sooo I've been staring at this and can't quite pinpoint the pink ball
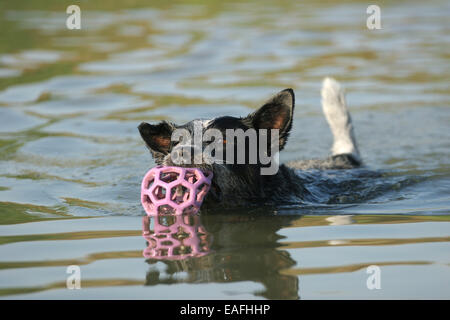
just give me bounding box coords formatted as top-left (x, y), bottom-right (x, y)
top-left (141, 166), bottom-right (213, 215)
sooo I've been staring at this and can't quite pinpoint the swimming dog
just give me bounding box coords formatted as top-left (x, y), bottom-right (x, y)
top-left (138, 77), bottom-right (362, 208)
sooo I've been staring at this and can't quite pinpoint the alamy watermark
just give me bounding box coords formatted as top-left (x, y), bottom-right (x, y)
top-left (66, 5), bottom-right (81, 30)
top-left (65, 5), bottom-right (381, 31)
top-left (366, 265), bottom-right (381, 290)
top-left (66, 265), bottom-right (81, 289)
top-left (367, 5), bottom-right (382, 30)
top-left (169, 124), bottom-right (280, 175)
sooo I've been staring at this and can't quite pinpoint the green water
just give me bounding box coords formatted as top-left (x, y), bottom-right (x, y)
top-left (0, 0), bottom-right (449, 299)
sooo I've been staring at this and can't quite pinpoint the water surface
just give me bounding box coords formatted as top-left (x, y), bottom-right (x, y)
top-left (0, 0), bottom-right (449, 299)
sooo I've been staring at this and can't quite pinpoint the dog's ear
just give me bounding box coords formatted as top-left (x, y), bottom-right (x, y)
top-left (138, 121), bottom-right (174, 155)
top-left (248, 88), bottom-right (295, 150)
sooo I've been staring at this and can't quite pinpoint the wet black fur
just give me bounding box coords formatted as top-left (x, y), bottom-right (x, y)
top-left (138, 89), bottom-right (361, 208)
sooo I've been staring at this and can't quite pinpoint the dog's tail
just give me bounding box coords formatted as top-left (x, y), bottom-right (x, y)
top-left (321, 77), bottom-right (361, 164)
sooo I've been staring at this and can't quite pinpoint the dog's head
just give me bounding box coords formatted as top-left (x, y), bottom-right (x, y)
top-left (138, 89), bottom-right (295, 206)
